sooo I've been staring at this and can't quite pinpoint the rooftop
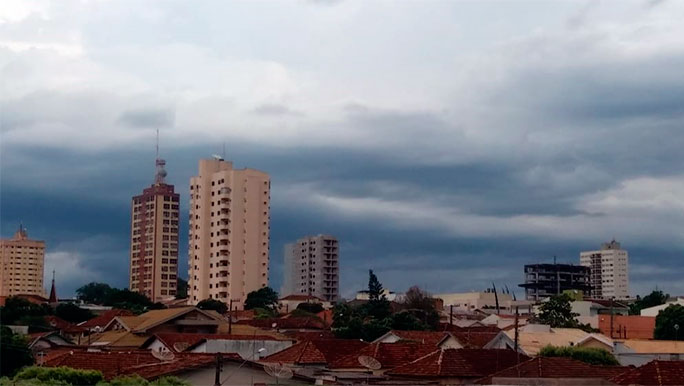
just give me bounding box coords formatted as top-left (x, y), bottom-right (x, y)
top-left (476, 357), bottom-right (628, 384)
top-left (611, 360), bottom-right (684, 385)
top-left (261, 339), bottom-right (368, 366)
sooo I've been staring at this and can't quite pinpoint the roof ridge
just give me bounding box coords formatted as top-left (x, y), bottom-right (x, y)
top-left (655, 360), bottom-right (662, 386)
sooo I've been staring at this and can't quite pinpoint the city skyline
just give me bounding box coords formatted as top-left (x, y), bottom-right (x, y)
top-left (2, 1), bottom-right (684, 298)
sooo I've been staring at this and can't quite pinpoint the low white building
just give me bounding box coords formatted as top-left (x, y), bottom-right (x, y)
top-left (640, 298), bottom-right (684, 317)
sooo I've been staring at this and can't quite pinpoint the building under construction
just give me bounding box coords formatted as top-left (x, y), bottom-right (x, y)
top-left (519, 263), bottom-right (591, 301)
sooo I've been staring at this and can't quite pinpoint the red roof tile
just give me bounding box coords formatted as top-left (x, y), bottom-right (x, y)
top-left (243, 316), bottom-right (326, 330)
top-left (611, 360), bottom-right (684, 385)
top-left (44, 350), bottom-right (239, 380)
top-left (44, 316), bottom-right (86, 334)
top-left (282, 330), bottom-right (335, 341)
top-left (80, 309), bottom-right (134, 329)
top-left (476, 357), bottom-right (628, 384)
top-left (261, 339), bottom-right (368, 366)
top-left (388, 348), bottom-right (527, 379)
top-left (330, 342), bottom-right (438, 369)
top-left (386, 330), bottom-right (451, 346)
top-left (150, 333), bottom-right (287, 352)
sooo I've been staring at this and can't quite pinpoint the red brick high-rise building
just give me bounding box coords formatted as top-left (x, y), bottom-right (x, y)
top-left (129, 148), bottom-right (180, 301)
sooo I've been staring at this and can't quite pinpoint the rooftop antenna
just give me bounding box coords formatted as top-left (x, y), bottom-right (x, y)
top-left (222, 141), bottom-right (226, 160)
top-left (154, 128), bottom-right (167, 185)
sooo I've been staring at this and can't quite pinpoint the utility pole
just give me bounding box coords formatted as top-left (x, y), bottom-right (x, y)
top-left (214, 353), bottom-right (222, 386)
top-left (514, 306), bottom-right (520, 364)
top-left (610, 298), bottom-right (615, 339)
top-left (228, 299), bottom-right (234, 335)
top-left (450, 305), bottom-right (453, 326)
top-left (555, 255), bottom-right (560, 295)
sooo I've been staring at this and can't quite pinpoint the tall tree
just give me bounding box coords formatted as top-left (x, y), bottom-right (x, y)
top-left (399, 286), bottom-right (439, 329)
top-left (197, 298), bottom-right (228, 314)
top-left (244, 287), bottom-right (279, 312)
top-left (655, 304), bottom-right (684, 340)
top-left (55, 303), bottom-right (94, 324)
top-left (76, 282), bottom-right (113, 304)
top-left (363, 270), bottom-right (392, 320)
top-left (0, 326), bottom-right (35, 377)
top-left (534, 294), bottom-right (580, 328)
top-left (629, 290), bottom-right (669, 315)
top-left (368, 270), bottom-right (385, 301)
top-left (0, 297), bottom-right (52, 326)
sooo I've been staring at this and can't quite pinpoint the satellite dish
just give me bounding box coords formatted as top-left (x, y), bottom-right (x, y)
top-left (212, 154), bottom-right (224, 160)
top-left (173, 342), bottom-right (190, 352)
top-left (263, 363), bottom-right (294, 380)
top-left (152, 350), bottom-right (175, 361)
top-left (358, 355), bottom-right (382, 370)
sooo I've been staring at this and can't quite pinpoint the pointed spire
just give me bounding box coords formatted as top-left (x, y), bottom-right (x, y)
top-left (49, 270), bottom-right (57, 303)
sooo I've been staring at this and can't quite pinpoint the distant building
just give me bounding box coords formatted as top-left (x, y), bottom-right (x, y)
top-left (187, 158), bottom-right (270, 307)
top-left (519, 264), bottom-right (591, 301)
top-left (0, 225), bottom-right (45, 298)
top-left (580, 240), bottom-right (630, 299)
top-left (129, 151), bottom-right (180, 301)
top-left (281, 235), bottom-right (339, 302)
top-left (435, 291), bottom-right (514, 312)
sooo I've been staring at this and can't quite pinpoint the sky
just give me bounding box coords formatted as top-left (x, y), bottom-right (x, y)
top-left (2, 0), bottom-right (684, 299)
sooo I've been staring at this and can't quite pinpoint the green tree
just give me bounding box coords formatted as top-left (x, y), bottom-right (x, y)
top-left (0, 326), bottom-right (35, 377)
top-left (244, 287), bottom-right (279, 312)
top-left (534, 294), bottom-right (580, 328)
top-left (655, 304), bottom-right (684, 340)
top-left (399, 286), bottom-right (439, 329)
top-left (368, 270), bottom-right (384, 301)
top-left (13, 366), bottom-right (103, 385)
top-left (175, 277), bottom-right (188, 299)
top-left (539, 345), bottom-right (619, 366)
top-left (55, 303), bottom-right (94, 324)
top-left (296, 302), bottom-right (324, 314)
top-left (76, 282), bottom-right (113, 304)
top-left (197, 298), bottom-right (228, 314)
top-left (629, 290), bottom-right (669, 315)
top-left (390, 311), bottom-right (428, 331)
top-left (361, 270), bottom-right (392, 320)
top-left (0, 297), bottom-right (52, 327)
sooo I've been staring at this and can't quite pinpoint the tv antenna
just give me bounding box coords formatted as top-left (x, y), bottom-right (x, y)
top-left (263, 362), bottom-right (293, 384)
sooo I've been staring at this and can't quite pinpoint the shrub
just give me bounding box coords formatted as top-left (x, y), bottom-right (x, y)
top-left (538, 345), bottom-right (620, 366)
top-left (14, 366), bottom-right (104, 385)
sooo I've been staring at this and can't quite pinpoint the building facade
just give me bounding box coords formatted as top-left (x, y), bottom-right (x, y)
top-left (0, 225), bottom-right (46, 298)
top-left (519, 263), bottom-right (591, 301)
top-left (129, 156), bottom-right (180, 301)
top-left (580, 240), bottom-right (629, 299)
top-left (281, 235), bottom-right (339, 302)
top-left (188, 158), bottom-right (270, 307)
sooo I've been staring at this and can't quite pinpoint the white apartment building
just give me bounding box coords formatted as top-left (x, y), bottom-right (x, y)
top-left (188, 158), bottom-right (270, 308)
top-left (281, 235), bottom-right (339, 302)
top-left (580, 240), bottom-right (630, 299)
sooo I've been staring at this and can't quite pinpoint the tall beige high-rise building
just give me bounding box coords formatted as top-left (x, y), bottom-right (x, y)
top-left (129, 154), bottom-right (180, 301)
top-left (0, 225), bottom-right (46, 298)
top-left (188, 158), bottom-right (270, 307)
top-left (580, 240), bottom-right (630, 299)
top-left (282, 235), bottom-right (339, 302)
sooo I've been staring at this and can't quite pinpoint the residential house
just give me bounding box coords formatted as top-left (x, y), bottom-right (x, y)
top-left (373, 330), bottom-right (461, 348)
top-left (477, 357), bottom-right (628, 385)
top-left (498, 324), bottom-right (614, 356)
top-left (78, 309), bottom-right (134, 334)
top-left (611, 360), bottom-right (684, 385)
top-left (141, 332), bottom-right (294, 359)
top-left (572, 299), bottom-right (630, 328)
top-left (386, 348), bottom-right (527, 384)
top-left (328, 342), bottom-right (438, 373)
top-left (261, 339), bottom-right (369, 368)
top-left (278, 294), bottom-right (331, 313)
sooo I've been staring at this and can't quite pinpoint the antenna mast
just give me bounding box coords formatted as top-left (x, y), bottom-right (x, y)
top-left (154, 128), bottom-right (167, 185)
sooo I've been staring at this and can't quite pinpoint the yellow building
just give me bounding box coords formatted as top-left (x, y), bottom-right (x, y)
top-left (0, 225), bottom-right (46, 298)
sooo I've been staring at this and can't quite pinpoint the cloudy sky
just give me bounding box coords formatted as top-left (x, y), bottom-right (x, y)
top-left (2, 0), bottom-right (684, 299)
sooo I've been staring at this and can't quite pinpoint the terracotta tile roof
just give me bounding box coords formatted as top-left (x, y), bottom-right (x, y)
top-left (451, 330), bottom-right (500, 348)
top-left (385, 330), bottom-right (451, 346)
top-left (44, 350), bottom-right (238, 380)
top-left (261, 339), bottom-right (368, 366)
top-left (150, 333), bottom-right (289, 352)
top-left (316, 310), bottom-right (334, 327)
top-left (503, 327), bottom-right (595, 355)
top-left (330, 342), bottom-right (438, 369)
top-left (107, 307), bottom-right (223, 333)
top-left (44, 316), bottom-right (86, 333)
top-left (611, 360), bottom-right (684, 385)
top-left (476, 357), bottom-right (628, 384)
top-left (387, 348), bottom-right (527, 379)
top-left (89, 330), bottom-right (149, 347)
top-left (80, 309), bottom-right (134, 329)
top-left (599, 315), bottom-right (655, 340)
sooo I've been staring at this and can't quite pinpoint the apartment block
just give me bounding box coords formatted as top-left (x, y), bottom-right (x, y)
top-left (0, 225), bottom-right (46, 298)
top-left (519, 263), bottom-right (591, 301)
top-left (188, 158), bottom-right (270, 308)
top-left (281, 235), bottom-right (339, 302)
top-left (129, 157), bottom-right (180, 301)
top-left (580, 240), bottom-right (630, 299)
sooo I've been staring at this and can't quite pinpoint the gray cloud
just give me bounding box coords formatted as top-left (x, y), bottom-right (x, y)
top-left (118, 108), bottom-right (175, 128)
